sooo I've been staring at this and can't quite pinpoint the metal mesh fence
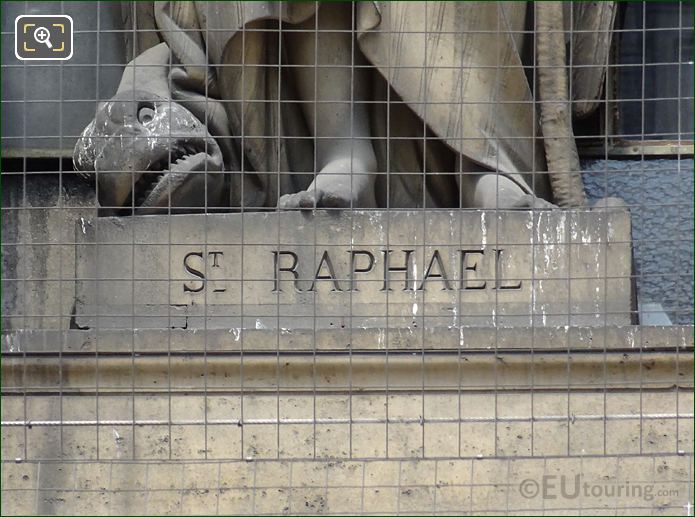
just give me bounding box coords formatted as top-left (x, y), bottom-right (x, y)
top-left (1, 1), bottom-right (693, 515)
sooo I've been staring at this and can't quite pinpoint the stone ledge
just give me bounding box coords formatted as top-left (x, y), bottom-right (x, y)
top-left (3, 350), bottom-right (692, 394)
top-left (2, 325), bottom-right (691, 355)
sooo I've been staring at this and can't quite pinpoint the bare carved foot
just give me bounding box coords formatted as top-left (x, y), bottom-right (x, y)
top-left (278, 157), bottom-right (375, 209)
top-left (509, 193), bottom-right (559, 210)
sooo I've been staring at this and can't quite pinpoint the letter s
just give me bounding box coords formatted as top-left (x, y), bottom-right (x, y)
top-left (183, 252), bottom-right (205, 293)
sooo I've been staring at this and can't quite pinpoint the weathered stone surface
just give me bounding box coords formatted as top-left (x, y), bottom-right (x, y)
top-left (1, 175), bottom-right (97, 331)
top-left (1, 326), bottom-right (691, 514)
top-left (74, 210), bottom-right (634, 329)
top-left (2, 455), bottom-right (693, 515)
top-left (2, 389), bottom-right (693, 460)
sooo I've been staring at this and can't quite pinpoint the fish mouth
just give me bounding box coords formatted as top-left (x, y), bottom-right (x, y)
top-left (132, 136), bottom-right (223, 208)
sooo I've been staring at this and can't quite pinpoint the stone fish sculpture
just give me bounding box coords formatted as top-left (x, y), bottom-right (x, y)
top-left (75, 1), bottom-right (615, 212)
top-left (73, 44), bottom-right (232, 212)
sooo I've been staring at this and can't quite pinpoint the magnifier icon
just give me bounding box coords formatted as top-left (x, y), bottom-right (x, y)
top-left (34, 26), bottom-right (52, 49)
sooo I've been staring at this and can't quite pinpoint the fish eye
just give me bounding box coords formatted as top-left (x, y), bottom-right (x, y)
top-left (137, 103), bottom-right (156, 124)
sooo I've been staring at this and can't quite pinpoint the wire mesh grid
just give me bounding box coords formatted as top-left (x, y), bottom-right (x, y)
top-left (1, 1), bottom-right (693, 515)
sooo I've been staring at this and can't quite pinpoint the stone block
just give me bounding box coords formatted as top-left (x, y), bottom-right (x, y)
top-left (180, 489), bottom-right (219, 515)
top-left (73, 210), bottom-right (634, 329)
top-left (2, 174), bottom-right (96, 330)
top-left (0, 488), bottom-right (36, 516)
top-left (254, 487), bottom-right (289, 514)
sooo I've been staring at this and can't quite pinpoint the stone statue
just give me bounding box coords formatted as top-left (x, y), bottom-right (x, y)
top-left (75, 1), bottom-right (615, 213)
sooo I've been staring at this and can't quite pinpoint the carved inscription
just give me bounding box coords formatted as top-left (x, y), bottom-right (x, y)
top-left (182, 247), bottom-right (522, 295)
top-left (74, 210), bottom-right (633, 329)
top-left (183, 250), bottom-right (225, 293)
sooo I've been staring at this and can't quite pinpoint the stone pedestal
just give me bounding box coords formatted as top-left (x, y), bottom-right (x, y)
top-left (2, 203), bottom-right (692, 516)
